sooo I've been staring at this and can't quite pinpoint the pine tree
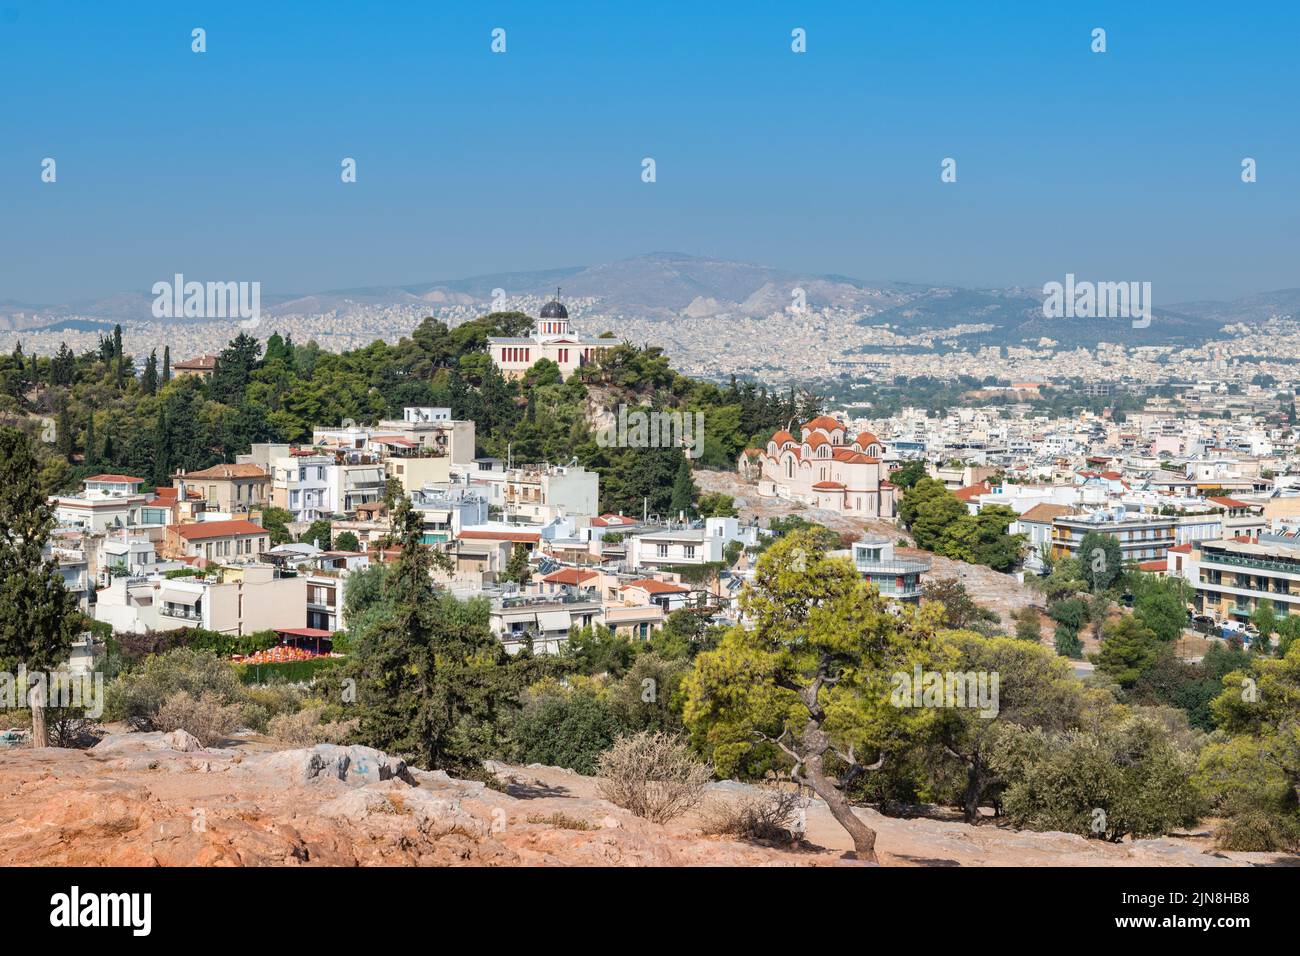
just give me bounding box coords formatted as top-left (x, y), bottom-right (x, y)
top-left (1054, 623), bottom-right (1084, 659)
top-left (504, 543), bottom-right (531, 586)
top-left (161, 346), bottom-right (171, 384)
top-left (0, 428), bottom-right (82, 747)
top-left (210, 333), bottom-right (262, 406)
top-left (351, 498), bottom-right (498, 772)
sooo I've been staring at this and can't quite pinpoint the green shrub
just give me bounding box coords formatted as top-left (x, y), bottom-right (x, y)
top-left (106, 648), bottom-right (246, 729)
top-left (511, 685), bottom-right (623, 774)
top-left (1195, 735), bottom-right (1300, 852)
top-left (235, 657), bottom-right (342, 685)
top-left (995, 715), bottom-right (1203, 841)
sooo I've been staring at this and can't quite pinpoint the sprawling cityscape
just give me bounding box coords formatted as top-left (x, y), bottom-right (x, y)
top-left (0, 0), bottom-right (1290, 937)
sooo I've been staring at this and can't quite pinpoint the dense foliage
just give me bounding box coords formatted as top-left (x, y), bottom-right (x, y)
top-left (1, 319), bottom-right (808, 519)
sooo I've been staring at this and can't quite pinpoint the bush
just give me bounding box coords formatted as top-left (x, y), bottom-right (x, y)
top-left (1195, 735), bottom-right (1300, 852)
top-left (106, 648), bottom-right (246, 729)
top-left (266, 706), bottom-right (355, 746)
top-left (596, 731), bottom-right (712, 824)
top-left (153, 690), bottom-right (242, 746)
top-left (607, 653), bottom-right (690, 734)
top-left (235, 657), bottom-right (342, 685)
top-left (243, 682), bottom-right (306, 730)
top-left (511, 686), bottom-right (623, 774)
top-left (1013, 607), bottom-right (1043, 643)
top-left (698, 789), bottom-right (801, 843)
top-left (995, 716), bottom-right (1203, 841)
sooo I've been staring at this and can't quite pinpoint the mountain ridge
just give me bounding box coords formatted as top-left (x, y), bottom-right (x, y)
top-left (3, 253), bottom-right (1295, 350)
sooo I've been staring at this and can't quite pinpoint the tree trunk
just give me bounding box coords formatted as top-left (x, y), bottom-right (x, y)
top-left (962, 765), bottom-right (982, 824)
top-left (798, 719), bottom-right (877, 862)
top-left (29, 680), bottom-right (47, 749)
top-left (803, 757), bottom-right (877, 862)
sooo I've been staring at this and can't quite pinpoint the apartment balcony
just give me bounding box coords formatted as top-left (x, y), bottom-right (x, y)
top-left (1202, 551), bottom-right (1300, 576)
top-left (498, 589), bottom-right (600, 610)
top-left (161, 604), bottom-right (203, 622)
top-left (853, 557), bottom-right (931, 575)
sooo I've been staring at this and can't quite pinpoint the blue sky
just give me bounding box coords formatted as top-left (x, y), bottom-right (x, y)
top-left (2, 0), bottom-right (1297, 304)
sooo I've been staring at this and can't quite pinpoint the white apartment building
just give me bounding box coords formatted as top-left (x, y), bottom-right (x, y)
top-left (627, 517), bottom-right (758, 571)
top-left (502, 463), bottom-right (599, 525)
top-left (373, 409), bottom-right (476, 465)
top-left (271, 453), bottom-right (333, 521)
top-left (49, 474), bottom-right (153, 533)
top-left (95, 564), bottom-right (306, 636)
top-left (99, 536), bottom-right (158, 581)
top-left (326, 460), bottom-right (386, 515)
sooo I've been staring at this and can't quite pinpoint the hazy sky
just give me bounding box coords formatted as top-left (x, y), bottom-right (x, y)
top-left (3, 0), bottom-right (1298, 305)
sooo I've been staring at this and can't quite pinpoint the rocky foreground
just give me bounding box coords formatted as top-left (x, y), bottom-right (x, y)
top-left (0, 732), bottom-right (1293, 867)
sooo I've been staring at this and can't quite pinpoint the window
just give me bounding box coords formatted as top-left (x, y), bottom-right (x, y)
top-left (656, 543), bottom-right (669, 558)
top-left (684, 545), bottom-right (695, 560)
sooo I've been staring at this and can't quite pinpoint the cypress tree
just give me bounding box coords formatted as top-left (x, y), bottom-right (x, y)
top-left (56, 405), bottom-right (74, 462)
top-left (84, 412), bottom-right (96, 468)
top-left (669, 453), bottom-right (696, 518)
top-left (142, 350), bottom-right (158, 395)
top-left (0, 428), bottom-right (82, 747)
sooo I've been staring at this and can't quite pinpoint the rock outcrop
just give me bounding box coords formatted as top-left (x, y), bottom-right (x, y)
top-left (0, 734), bottom-right (1292, 867)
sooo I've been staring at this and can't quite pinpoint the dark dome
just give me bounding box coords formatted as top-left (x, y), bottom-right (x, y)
top-left (540, 299), bottom-right (568, 319)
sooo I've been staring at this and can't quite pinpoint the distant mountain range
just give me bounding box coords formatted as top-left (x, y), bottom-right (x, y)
top-left (4, 252), bottom-right (1298, 350)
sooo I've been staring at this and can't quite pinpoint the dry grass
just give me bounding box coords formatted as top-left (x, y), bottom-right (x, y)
top-left (526, 812), bottom-right (595, 831)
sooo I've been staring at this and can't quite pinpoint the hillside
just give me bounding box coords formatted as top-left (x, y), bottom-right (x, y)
top-left (1, 732), bottom-right (1289, 867)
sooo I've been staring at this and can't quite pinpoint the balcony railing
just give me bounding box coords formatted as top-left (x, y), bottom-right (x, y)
top-left (162, 604), bottom-right (202, 621)
top-left (499, 590), bottom-right (600, 609)
top-left (1202, 552), bottom-right (1300, 575)
top-left (854, 559), bottom-right (932, 575)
